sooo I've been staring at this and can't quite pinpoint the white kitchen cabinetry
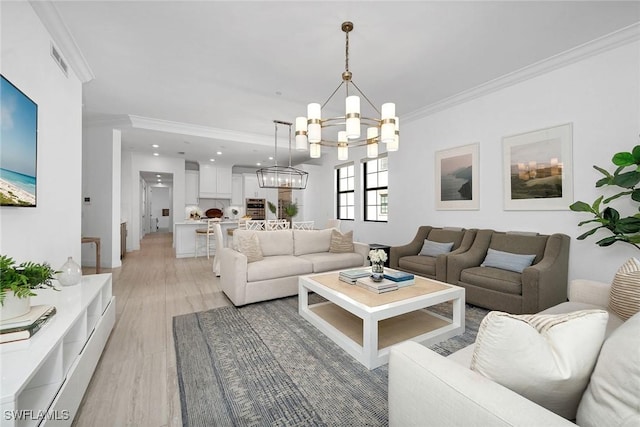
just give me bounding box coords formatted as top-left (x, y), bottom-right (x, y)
top-left (199, 164), bottom-right (232, 199)
top-left (1, 274), bottom-right (115, 427)
top-left (231, 174), bottom-right (243, 206)
top-left (185, 170), bottom-right (199, 205)
top-left (243, 174), bottom-right (277, 205)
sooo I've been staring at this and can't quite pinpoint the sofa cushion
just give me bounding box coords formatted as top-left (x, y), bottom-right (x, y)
top-left (299, 252), bottom-right (364, 273)
top-left (470, 309), bottom-right (609, 420)
top-left (576, 311), bottom-right (640, 427)
top-left (481, 248), bottom-right (536, 273)
top-left (460, 266), bottom-right (522, 295)
top-left (329, 229), bottom-right (354, 253)
top-left (237, 233), bottom-right (264, 263)
top-left (609, 257), bottom-right (640, 320)
top-left (419, 240), bottom-right (454, 257)
top-left (235, 229), bottom-right (293, 257)
top-left (293, 229), bottom-right (332, 255)
top-left (398, 255), bottom-right (436, 277)
top-left (246, 255), bottom-right (313, 282)
top-left (488, 233), bottom-right (548, 264)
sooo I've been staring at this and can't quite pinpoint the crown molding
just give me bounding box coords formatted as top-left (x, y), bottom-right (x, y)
top-left (403, 22), bottom-right (640, 123)
top-left (127, 115), bottom-right (273, 145)
top-left (83, 115), bottom-right (132, 128)
top-left (29, 0), bottom-right (95, 83)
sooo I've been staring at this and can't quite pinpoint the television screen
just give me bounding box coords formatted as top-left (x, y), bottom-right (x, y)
top-left (1, 74), bottom-right (37, 207)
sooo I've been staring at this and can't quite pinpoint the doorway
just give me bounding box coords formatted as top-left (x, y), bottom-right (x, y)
top-left (140, 171), bottom-right (174, 235)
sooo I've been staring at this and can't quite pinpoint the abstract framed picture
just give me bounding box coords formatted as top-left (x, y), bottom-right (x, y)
top-left (435, 143), bottom-right (479, 210)
top-left (0, 75), bottom-right (38, 207)
top-left (502, 123), bottom-right (573, 211)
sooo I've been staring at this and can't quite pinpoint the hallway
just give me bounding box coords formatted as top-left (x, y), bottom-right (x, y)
top-left (74, 232), bottom-right (232, 427)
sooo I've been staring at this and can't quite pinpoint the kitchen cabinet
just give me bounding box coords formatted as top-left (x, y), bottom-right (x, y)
top-left (231, 174), bottom-right (243, 205)
top-left (199, 164), bottom-right (232, 199)
top-left (185, 170), bottom-right (199, 205)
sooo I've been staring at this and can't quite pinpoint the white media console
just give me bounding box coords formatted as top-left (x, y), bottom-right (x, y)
top-left (0, 274), bottom-right (116, 427)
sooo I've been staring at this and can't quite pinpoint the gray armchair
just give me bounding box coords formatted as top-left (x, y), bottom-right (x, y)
top-left (390, 226), bottom-right (476, 283)
top-left (446, 229), bottom-right (570, 314)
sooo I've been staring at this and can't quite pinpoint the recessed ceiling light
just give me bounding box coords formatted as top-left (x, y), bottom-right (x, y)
top-left (256, 162), bottom-right (261, 166)
top-left (157, 179), bottom-right (162, 182)
top-left (268, 156), bottom-right (274, 161)
top-left (156, 174), bottom-right (161, 178)
top-left (152, 144), bottom-right (159, 148)
top-left (153, 153), bottom-right (159, 156)
top-left (209, 158), bottom-right (215, 162)
top-left (216, 151), bottom-right (222, 155)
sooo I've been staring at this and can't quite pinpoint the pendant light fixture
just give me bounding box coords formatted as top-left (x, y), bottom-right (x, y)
top-left (295, 21), bottom-right (399, 160)
top-left (256, 120), bottom-right (309, 189)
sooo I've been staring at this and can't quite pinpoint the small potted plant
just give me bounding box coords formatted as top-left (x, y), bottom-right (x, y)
top-left (369, 249), bottom-right (388, 281)
top-left (283, 202), bottom-right (299, 226)
top-left (0, 255), bottom-right (59, 321)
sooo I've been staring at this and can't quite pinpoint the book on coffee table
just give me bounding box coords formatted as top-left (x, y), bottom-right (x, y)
top-left (339, 268), bottom-right (372, 284)
top-left (355, 277), bottom-right (398, 293)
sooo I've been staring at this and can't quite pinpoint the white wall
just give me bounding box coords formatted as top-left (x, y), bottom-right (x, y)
top-left (315, 41), bottom-right (640, 283)
top-left (0, 2), bottom-right (83, 268)
top-left (121, 151), bottom-right (185, 251)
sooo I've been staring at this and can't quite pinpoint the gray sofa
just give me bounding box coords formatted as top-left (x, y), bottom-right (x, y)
top-left (389, 226), bottom-right (476, 282)
top-left (219, 228), bottom-right (368, 306)
top-left (446, 229), bottom-right (570, 314)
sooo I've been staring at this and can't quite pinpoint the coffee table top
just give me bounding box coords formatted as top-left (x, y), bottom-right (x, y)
top-left (307, 271), bottom-right (453, 308)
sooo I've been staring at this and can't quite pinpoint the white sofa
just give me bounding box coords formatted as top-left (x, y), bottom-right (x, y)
top-left (388, 279), bottom-right (638, 426)
top-left (219, 228), bottom-right (368, 306)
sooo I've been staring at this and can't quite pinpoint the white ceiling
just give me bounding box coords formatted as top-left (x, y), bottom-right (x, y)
top-left (50, 1), bottom-right (639, 169)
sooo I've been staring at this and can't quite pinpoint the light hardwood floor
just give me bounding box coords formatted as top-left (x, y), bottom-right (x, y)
top-left (73, 232), bottom-right (232, 427)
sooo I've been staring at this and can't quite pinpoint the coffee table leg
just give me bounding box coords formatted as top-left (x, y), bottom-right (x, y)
top-left (362, 317), bottom-right (379, 369)
top-left (298, 282), bottom-right (309, 314)
top-left (452, 293), bottom-right (465, 331)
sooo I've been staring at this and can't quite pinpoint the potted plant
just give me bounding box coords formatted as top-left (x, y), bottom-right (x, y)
top-left (570, 144), bottom-right (640, 250)
top-left (267, 201), bottom-right (277, 219)
top-left (0, 255), bottom-right (59, 320)
top-left (283, 202), bottom-right (299, 226)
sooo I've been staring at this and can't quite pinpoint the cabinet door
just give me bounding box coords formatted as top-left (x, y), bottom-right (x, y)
top-left (185, 171), bottom-right (199, 205)
top-left (216, 166), bottom-right (233, 196)
top-left (231, 175), bottom-right (243, 205)
top-left (199, 164), bottom-right (216, 198)
top-left (243, 174), bottom-right (259, 199)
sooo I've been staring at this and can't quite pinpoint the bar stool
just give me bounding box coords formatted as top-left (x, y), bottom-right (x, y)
top-left (194, 219), bottom-right (216, 259)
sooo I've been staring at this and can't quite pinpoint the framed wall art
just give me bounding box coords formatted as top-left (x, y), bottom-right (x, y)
top-left (502, 123), bottom-right (573, 210)
top-left (435, 143), bottom-right (479, 210)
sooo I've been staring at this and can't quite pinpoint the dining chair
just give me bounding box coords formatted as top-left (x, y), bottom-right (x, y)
top-left (292, 221), bottom-right (315, 230)
top-left (195, 219), bottom-right (217, 259)
top-left (246, 220), bottom-right (266, 230)
top-left (212, 223), bottom-right (224, 276)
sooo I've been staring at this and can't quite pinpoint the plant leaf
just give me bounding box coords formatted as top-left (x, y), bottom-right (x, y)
top-left (604, 190), bottom-right (633, 204)
top-left (632, 145), bottom-right (640, 163)
top-left (612, 152), bottom-right (634, 166)
top-left (596, 236), bottom-right (619, 246)
top-left (577, 227), bottom-right (602, 240)
top-left (611, 171), bottom-right (640, 189)
top-left (569, 201), bottom-right (593, 213)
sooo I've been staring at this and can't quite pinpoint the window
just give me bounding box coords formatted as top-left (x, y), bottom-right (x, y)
top-left (336, 163), bottom-right (355, 220)
top-left (364, 156), bottom-right (388, 222)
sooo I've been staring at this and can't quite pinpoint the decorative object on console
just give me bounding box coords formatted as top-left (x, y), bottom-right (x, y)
top-left (1, 305), bottom-right (56, 343)
top-left (0, 255), bottom-right (59, 321)
top-left (435, 143), bottom-right (479, 210)
top-left (503, 123), bottom-right (573, 211)
top-left (369, 248), bottom-right (388, 281)
top-left (256, 120), bottom-right (309, 190)
top-left (570, 143), bottom-right (640, 250)
top-left (295, 22), bottom-right (399, 160)
top-left (57, 256), bottom-right (82, 286)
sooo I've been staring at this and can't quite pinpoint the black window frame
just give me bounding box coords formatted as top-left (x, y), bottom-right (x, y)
top-left (363, 155), bottom-right (388, 222)
top-left (335, 162), bottom-right (355, 221)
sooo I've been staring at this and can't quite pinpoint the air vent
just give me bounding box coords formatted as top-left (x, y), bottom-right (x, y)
top-left (50, 43), bottom-right (68, 77)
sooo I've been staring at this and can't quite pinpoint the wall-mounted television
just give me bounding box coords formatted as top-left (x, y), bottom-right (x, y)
top-left (1, 74), bottom-right (38, 207)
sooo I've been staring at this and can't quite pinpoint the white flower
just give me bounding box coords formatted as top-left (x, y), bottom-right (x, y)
top-left (369, 249), bottom-right (388, 264)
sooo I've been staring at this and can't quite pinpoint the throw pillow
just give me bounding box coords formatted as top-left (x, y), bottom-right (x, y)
top-left (419, 240), bottom-right (454, 257)
top-left (470, 309), bottom-right (609, 420)
top-left (576, 312), bottom-right (640, 427)
top-left (609, 257), bottom-right (640, 320)
top-left (237, 233), bottom-right (264, 263)
top-left (329, 229), bottom-right (354, 253)
top-left (481, 248), bottom-right (536, 273)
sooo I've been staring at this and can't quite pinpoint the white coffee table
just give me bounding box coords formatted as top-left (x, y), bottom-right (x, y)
top-left (298, 271), bottom-right (465, 369)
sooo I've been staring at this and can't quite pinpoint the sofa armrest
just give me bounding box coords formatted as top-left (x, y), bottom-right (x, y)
top-left (388, 341), bottom-right (573, 427)
top-left (219, 247), bottom-right (249, 306)
top-left (389, 226), bottom-right (433, 268)
top-left (353, 241), bottom-right (370, 266)
top-left (521, 233), bottom-right (570, 312)
top-left (569, 279), bottom-right (611, 307)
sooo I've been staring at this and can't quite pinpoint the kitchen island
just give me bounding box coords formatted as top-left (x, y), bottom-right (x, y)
top-left (173, 219), bottom-right (238, 258)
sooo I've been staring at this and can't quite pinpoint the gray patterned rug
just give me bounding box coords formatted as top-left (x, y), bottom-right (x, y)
top-left (173, 295), bottom-right (488, 427)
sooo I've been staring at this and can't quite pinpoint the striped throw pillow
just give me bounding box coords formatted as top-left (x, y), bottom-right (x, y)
top-left (609, 258), bottom-right (640, 320)
top-left (329, 229), bottom-right (354, 253)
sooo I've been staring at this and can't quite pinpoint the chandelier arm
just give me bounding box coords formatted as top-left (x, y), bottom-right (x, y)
top-left (321, 81), bottom-right (346, 109)
top-left (350, 80), bottom-right (381, 116)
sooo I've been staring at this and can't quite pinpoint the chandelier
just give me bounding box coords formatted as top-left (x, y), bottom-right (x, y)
top-left (295, 21), bottom-right (399, 161)
top-left (256, 120), bottom-right (309, 189)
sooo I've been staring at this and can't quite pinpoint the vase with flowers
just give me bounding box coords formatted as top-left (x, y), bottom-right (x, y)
top-left (369, 249), bottom-right (387, 282)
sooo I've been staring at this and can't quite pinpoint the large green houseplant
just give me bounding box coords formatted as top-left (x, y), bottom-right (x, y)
top-left (570, 145), bottom-right (640, 250)
top-left (0, 255), bottom-right (59, 306)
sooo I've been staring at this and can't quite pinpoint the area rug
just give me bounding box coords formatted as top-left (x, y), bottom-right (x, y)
top-left (173, 296), bottom-right (488, 427)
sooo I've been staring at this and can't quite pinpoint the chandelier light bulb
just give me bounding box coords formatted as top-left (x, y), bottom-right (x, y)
top-left (310, 143), bottom-right (322, 158)
top-left (295, 116), bottom-right (308, 150)
top-left (380, 102), bottom-right (396, 144)
top-left (345, 95), bottom-right (361, 139)
top-left (307, 103), bottom-right (322, 143)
